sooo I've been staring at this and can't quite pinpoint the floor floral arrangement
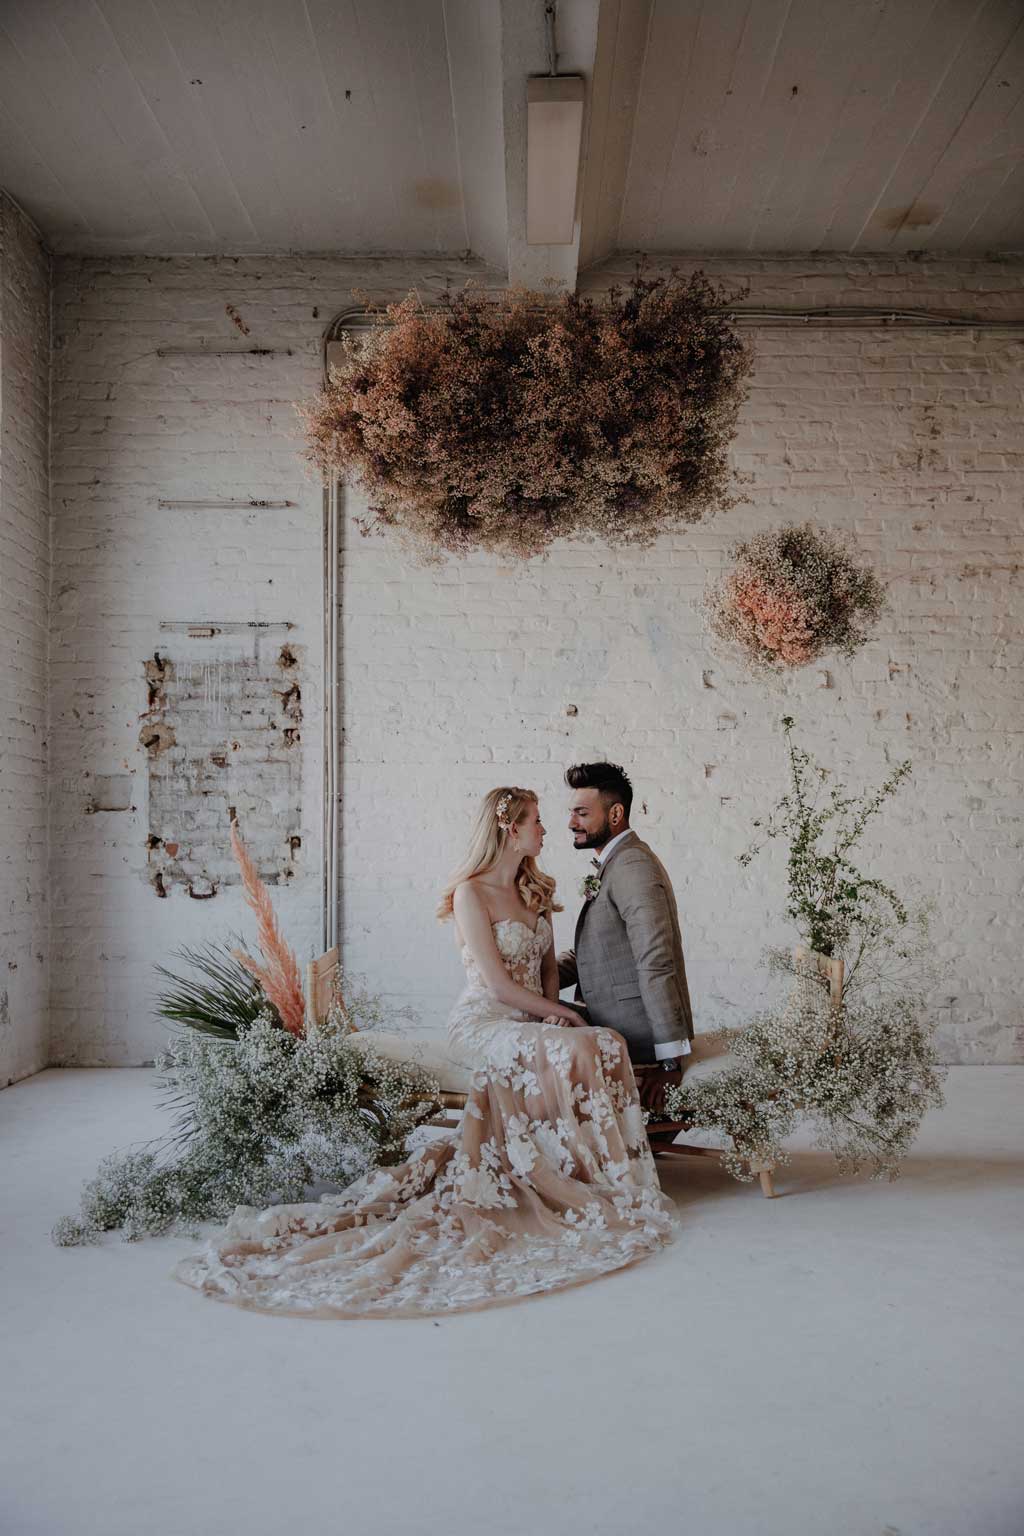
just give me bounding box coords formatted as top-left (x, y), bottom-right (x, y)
top-left (55, 726), bottom-right (946, 1240)
top-left (665, 719), bottom-right (945, 1181)
top-left (53, 827), bottom-right (437, 1245)
top-left (302, 270), bottom-right (753, 561)
top-left (705, 521), bottom-right (886, 672)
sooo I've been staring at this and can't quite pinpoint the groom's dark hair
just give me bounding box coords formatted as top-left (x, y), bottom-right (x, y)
top-left (564, 761), bottom-right (633, 820)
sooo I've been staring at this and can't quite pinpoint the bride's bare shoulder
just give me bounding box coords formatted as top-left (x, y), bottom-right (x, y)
top-left (453, 878), bottom-right (488, 915)
top-left (452, 880), bottom-right (495, 949)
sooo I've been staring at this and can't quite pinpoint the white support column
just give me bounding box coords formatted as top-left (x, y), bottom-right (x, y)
top-left (498, 0), bottom-right (600, 292)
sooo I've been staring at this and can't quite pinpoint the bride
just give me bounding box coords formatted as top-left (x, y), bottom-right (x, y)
top-left (176, 787), bottom-right (675, 1317)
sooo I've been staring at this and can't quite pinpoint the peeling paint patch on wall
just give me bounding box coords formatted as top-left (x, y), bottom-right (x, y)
top-left (142, 642), bottom-right (302, 897)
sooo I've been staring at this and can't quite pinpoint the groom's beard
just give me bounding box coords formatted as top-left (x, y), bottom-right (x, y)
top-left (571, 819), bottom-right (613, 852)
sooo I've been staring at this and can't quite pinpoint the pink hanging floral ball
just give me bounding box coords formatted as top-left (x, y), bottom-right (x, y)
top-left (706, 522), bottom-right (886, 673)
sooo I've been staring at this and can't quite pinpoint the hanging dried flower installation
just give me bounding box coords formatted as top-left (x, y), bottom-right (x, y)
top-left (705, 522), bottom-right (886, 672)
top-left (301, 271), bottom-right (753, 561)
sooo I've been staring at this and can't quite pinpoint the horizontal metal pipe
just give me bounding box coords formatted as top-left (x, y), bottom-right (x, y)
top-left (324, 303), bottom-right (1024, 337)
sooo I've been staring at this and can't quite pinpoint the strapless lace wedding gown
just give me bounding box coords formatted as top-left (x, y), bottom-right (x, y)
top-left (176, 917), bottom-right (674, 1317)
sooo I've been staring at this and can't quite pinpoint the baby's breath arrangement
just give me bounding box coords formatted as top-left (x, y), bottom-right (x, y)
top-left (741, 716), bottom-right (912, 958)
top-left (302, 271), bottom-right (753, 561)
top-left (666, 960), bottom-right (945, 1183)
top-left (54, 819), bottom-right (441, 1247)
top-left (53, 1010), bottom-right (440, 1245)
top-left (706, 522), bottom-right (886, 671)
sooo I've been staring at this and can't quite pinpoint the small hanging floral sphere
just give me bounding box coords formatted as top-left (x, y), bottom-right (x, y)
top-left (705, 522), bottom-right (886, 672)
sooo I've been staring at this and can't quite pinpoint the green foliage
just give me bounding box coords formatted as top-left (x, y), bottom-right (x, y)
top-left (154, 937), bottom-right (269, 1040)
top-left (739, 716), bottom-right (912, 957)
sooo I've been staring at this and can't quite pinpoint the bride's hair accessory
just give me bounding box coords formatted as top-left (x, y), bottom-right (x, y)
top-left (496, 792), bottom-right (514, 831)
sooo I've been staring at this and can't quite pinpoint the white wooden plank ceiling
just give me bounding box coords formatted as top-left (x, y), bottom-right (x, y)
top-left (605, 0), bottom-right (1024, 258)
top-left (1, 0), bottom-right (1022, 267)
top-left (0, 0), bottom-right (471, 256)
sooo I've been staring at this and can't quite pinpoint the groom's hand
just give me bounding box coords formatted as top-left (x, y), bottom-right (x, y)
top-left (636, 1061), bottom-right (682, 1113)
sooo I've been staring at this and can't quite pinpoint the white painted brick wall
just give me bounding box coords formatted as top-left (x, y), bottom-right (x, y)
top-left (48, 252), bottom-right (1023, 1067)
top-left (341, 257), bottom-right (1024, 1065)
top-left (48, 254), bottom-right (495, 1065)
top-left (0, 193), bottom-right (50, 1087)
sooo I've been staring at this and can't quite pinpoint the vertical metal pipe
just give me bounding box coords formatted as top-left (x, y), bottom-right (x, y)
top-left (321, 473), bottom-right (340, 951)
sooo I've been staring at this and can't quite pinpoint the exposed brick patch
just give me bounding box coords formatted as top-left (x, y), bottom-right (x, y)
top-left (144, 649), bottom-right (302, 895)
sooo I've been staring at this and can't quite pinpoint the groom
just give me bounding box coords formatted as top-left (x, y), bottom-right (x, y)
top-left (557, 762), bottom-right (694, 1110)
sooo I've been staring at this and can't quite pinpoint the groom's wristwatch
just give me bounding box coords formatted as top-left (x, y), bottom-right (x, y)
top-left (660, 1057), bottom-right (682, 1072)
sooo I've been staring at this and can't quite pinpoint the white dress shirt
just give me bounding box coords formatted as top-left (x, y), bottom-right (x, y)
top-left (597, 831), bottom-right (690, 1061)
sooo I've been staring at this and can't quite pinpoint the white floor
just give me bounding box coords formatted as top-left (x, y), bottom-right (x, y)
top-left (1, 1068), bottom-right (1022, 1536)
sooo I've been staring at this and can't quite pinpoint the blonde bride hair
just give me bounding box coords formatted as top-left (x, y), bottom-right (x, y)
top-left (437, 786), bottom-right (563, 921)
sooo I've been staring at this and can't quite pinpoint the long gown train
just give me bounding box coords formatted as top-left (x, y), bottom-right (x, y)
top-left (175, 916), bottom-right (675, 1317)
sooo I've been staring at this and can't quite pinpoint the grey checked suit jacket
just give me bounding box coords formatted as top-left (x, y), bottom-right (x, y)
top-left (557, 830), bottom-right (694, 1064)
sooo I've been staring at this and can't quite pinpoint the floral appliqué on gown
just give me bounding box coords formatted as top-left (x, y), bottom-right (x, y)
top-left (176, 917), bottom-right (675, 1317)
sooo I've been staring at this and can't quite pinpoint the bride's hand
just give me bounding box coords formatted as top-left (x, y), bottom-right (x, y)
top-left (549, 1007), bottom-right (587, 1029)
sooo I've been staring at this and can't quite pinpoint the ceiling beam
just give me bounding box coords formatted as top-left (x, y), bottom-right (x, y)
top-left (577, 0), bottom-right (651, 273)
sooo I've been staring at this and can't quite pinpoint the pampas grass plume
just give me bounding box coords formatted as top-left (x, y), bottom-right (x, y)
top-left (229, 820), bottom-right (306, 1037)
